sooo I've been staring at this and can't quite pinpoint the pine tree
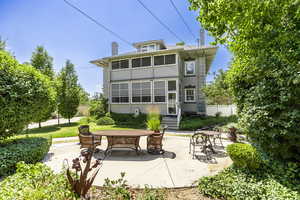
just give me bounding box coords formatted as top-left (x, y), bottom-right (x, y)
top-left (57, 60), bottom-right (80, 123)
top-left (30, 46), bottom-right (56, 127)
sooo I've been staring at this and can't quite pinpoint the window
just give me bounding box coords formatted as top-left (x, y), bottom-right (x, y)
top-left (154, 54), bottom-right (176, 66)
top-left (111, 59), bottom-right (129, 70)
top-left (111, 83), bottom-right (129, 103)
top-left (132, 82), bottom-right (151, 103)
top-left (185, 61), bottom-right (195, 75)
top-left (141, 44), bottom-right (156, 52)
top-left (154, 81), bottom-right (166, 102)
top-left (168, 80), bottom-right (177, 91)
top-left (185, 88), bottom-right (196, 102)
top-left (132, 57), bottom-right (151, 68)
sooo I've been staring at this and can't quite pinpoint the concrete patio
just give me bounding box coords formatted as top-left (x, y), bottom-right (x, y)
top-left (43, 136), bottom-right (232, 188)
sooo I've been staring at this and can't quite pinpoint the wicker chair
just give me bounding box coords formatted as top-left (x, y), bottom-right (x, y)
top-left (78, 125), bottom-right (101, 150)
top-left (147, 125), bottom-right (168, 155)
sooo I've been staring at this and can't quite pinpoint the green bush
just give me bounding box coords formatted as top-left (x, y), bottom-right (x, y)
top-left (180, 115), bottom-right (237, 130)
top-left (111, 112), bottom-right (147, 128)
top-left (198, 167), bottom-right (300, 200)
top-left (0, 162), bottom-right (76, 200)
top-left (96, 116), bottom-right (115, 125)
top-left (0, 51), bottom-right (56, 140)
top-left (89, 95), bottom-right (108, 119)
top-left (227, 143), bottom-right (262, 170)
top-left (0, 136), bottom-right (52, 176)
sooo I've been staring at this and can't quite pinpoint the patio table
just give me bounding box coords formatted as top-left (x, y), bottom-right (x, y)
top-left (196, 130), bottom-right (222, 154)
top-left (93, 130), bottom-right (154, 155)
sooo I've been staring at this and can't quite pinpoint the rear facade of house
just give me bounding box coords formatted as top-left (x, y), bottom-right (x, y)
top-left (91, 40), bottom-right (217, 129)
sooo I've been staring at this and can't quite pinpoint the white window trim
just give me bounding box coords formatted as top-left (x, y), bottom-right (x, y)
top-left (110, 82), bottom-right (130, 104)
top-left (185, 88), bottom-right (196, 102)
top-left (153, 80), bottom-right (167, 103)
top-left (131, 56), bottom-right (152, 69)
top-left (154, 54), bottom-right (177, 67)
top-left (111, 59), bottom-right (130, 71)
top-left (184, 61), bottom-right (196, 76)
top-left (131, 80), bottom-right (153, 104)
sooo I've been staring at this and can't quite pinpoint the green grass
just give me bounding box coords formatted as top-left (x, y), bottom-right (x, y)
top-left (18, 122), bottom-right (136, 139)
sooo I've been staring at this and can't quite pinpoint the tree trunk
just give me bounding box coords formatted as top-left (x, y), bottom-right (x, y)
top-left (39, 121), bottom-right (41, 128)
top-left (57, 113), bottom-right (60, 125)
top-left (68, 118), bottom-right (71, 124)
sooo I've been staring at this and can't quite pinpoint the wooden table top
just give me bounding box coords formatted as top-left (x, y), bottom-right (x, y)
top-left (93, 130), bottom-right (154, 137)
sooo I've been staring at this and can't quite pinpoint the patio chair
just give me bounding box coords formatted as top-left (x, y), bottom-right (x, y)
top-left (78, 125), bottom-right (102, 151)
top-left (212, 126), bottom-right (224, 147)
top-left (147, 125), bottom-right (168, 155)
top-left (189, 130), bottom-right (206, 159)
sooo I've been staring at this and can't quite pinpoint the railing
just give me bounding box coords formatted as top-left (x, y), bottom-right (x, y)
top-left (177, 105), bottom-right (181, 127)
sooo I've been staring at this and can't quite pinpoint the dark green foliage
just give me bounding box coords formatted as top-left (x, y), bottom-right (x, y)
top-left (0, 136), bottom-right (52, 176)
top-left (57, 60), bottom-right (80, 122)
top-left (96, 116), bottom-right (115, 125)
top-left (111, 112), bottom-right (147, 128)
top-left (89, 94), bottom-right (108, 119)
top-left (0, 51), bottom-right (56, 139)
top-left (226, 143), bottom-right (262, 170)
top-left (30, 46), bottom-right (56, 125)
top-left (190, 0), bottom-right (300, 162)
top-left (180, 115), bottom-right (237, 130)
top-left (202, 69), bottom-right (233, 105)
top-left (0, 162), bottom-right (76, 200)
top-left (198, 166), bottom-right (300, 200)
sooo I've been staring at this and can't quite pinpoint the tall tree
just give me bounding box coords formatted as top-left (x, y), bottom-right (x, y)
top-left (57, 60), bottom-right (80, 123)
top-left (202, 69), bottom-right (233, 105)
top-left (190, 0), bottom-right (300, 161)
top-left (0, 37), bottom-right (6, 51)
top-left (30, 46), bottom-right (54, 79)
top-left (30, 46), bottom-right (56, 127)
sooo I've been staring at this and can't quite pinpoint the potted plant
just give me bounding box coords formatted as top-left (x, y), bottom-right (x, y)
top-left (227, 125), bottom-right (238, 143)
top-left (146, 111), bottom-right (161, 133)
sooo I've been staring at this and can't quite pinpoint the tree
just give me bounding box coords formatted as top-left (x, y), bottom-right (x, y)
top-left (190, 0), bottom-right (300, 161)
top-left (202, 69), bottom-right (233, 105)
top-left (0, 50), bottom-right (56, 140)
top-left (89, 93), bottom-right (108, 119)
top-left (57, 60), bottom-right (80, 123)
top-left (78, 85), bottom-right (90, 105)
top-left (0, 37), bottom-right (6, 51)
top-left (30, 46), bottom-right (56, 127)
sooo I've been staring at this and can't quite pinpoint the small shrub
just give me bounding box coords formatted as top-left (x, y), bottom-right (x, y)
top-left (96, 116), bottom-right (115, 125)
top-left (198, 167), bottom-right (299, 200)
top-left (0, 136), bottom-right (52, 176)
top-left (79, 116), bottom-right (96, 125)
top-left (137, 186), bottom-right (166, 200)
top-left (226, 143), bottom-right (262, 170)
top-left (146, 111), bottom-right (161, 132)
top-left (111, 112), bottom-right (147, 128)
top-left (0, 162), bottom-right (76, 200)
top-left (103, 172), bottom-right (131, 200)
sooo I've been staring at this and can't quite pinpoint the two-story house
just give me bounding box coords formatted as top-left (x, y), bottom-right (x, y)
top-left (91, 40), bottom-right (217, 129)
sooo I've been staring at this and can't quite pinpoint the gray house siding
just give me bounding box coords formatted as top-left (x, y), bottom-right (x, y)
top-left (111, 104), bottom-right (167, 115)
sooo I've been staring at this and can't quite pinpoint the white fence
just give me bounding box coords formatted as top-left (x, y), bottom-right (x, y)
top-left (206, 105), bottom-right (237, 116)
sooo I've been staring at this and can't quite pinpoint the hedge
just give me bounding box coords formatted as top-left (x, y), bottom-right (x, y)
top-left (0, 136), bottom-right (52, 176)
top-left (0, 162), bottom-right (76, 200)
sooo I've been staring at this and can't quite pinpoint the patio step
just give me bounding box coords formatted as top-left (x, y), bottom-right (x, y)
top-left (162, 116), bottom-right (179, 130)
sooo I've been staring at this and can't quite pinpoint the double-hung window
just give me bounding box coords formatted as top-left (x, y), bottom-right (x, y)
top-left (154, 81), bottom-right (166, 103)
top-left (111, 59), bottom-right (129, 70)
top-left (185, 61), bottom-right (196, 75)
top-left (111, 83), bottom-right (129, 103)
top-left (185, 88), bottom-right (196, 102)
top-left (132, 57), bottom-right (151, 68)
top-left (154, 54), bottom-right (176, 66)
top-left (132, 82), bottom-right (151, 103)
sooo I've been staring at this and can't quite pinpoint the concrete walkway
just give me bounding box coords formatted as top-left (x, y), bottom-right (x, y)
top-left (28, 117), bottom-right (82, 129)
top-left (44, 136), bottom-right (232, 188)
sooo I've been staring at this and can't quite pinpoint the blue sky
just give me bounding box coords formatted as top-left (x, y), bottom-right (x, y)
top-left (0, 0), bottom-right (231, 95)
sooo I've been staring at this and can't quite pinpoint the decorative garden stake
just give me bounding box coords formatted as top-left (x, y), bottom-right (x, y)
top-left (65, 148), bottom-right (102, 199)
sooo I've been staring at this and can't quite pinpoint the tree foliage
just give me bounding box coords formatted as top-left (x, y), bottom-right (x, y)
top-left (190, 0), bottom-right (300, 161)
top-left (0, 37), bottom-right (6, 51)
top-left (89, 93), bottom-right (108, 119)
top-left (57, 60), bottom-right (80, 122)
top-left (30, 46), bottom-right (56, 125)
top-left (0, 51), bottom-right (56, 139)
top-left (202, 69), bottom-right (232, 105)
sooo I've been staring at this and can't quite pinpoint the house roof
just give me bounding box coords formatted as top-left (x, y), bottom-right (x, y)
top-left (132, 39), bottom-right (166, 49)
top-left (90, 43), bottom-right (218, 74)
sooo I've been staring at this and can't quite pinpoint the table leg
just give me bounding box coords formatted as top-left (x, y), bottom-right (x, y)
top-left (207, 136), bottom-right (216, 153)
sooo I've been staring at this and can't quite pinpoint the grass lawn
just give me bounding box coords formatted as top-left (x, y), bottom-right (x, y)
top-left (18, 122), bottom-right (137, 139)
